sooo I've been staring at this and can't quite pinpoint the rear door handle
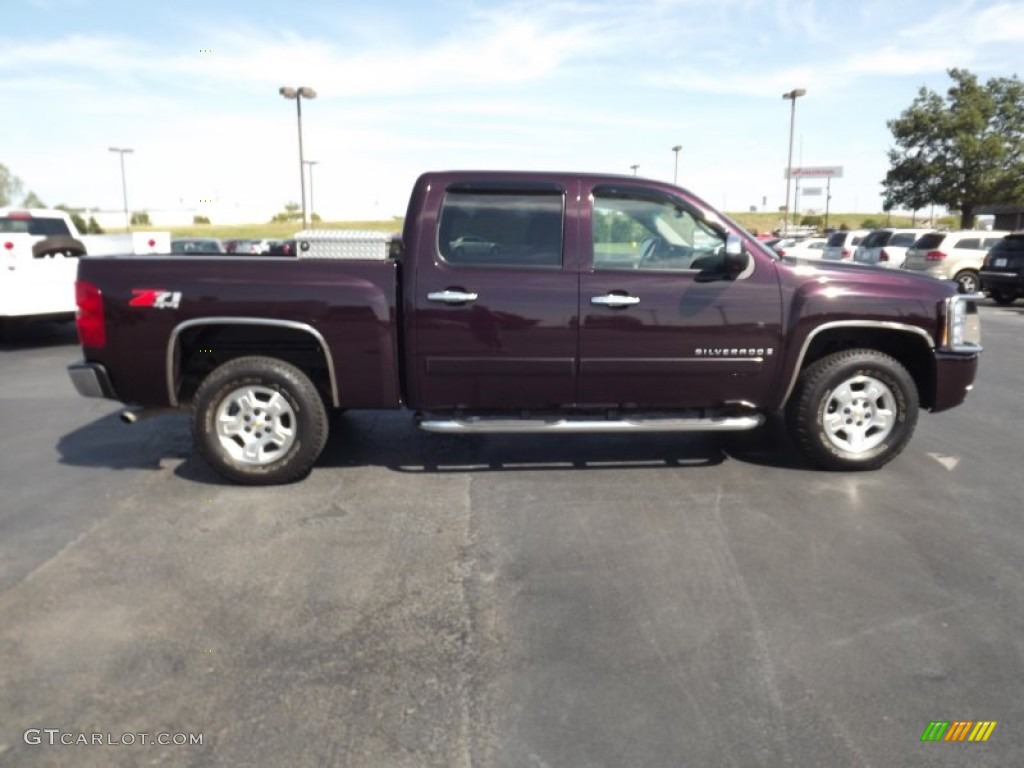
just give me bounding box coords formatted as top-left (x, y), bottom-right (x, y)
top-left (591, 293), bottom-right (640, 307)
top-left (427, 290), bottom-right (479, 304)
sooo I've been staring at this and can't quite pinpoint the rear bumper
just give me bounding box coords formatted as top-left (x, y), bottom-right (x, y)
top-left (980, 271), bottom-right (1024, 295)
top-left (68, 362), bottom-right (118, 400)
top-left (931, 352), bottom-right (979, 413)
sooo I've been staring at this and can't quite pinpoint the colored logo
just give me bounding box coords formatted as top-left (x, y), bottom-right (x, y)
top-left (921, 721), bottom-right (997, 742)
top-left (129, 289), bottom-right (182, 309)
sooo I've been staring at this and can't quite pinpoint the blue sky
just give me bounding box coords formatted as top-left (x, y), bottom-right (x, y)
top-left (3, 0), bottom-right (1023, 222)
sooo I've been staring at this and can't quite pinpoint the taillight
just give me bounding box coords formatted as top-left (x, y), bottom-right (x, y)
top-left (75, 280), bottom-right (106, 348)
top-left (841, 247), bottom-right (851, 258)
top-left (3, 241), bottom-right (13, 251)
top-left (926, 250), bottom-right (946, 262)
top-left (776, 248), bottom-right (786, 256)
top-left (148, 239), bottom-right (156, 248)
top-left (879, 249), bottom-right (889, 262)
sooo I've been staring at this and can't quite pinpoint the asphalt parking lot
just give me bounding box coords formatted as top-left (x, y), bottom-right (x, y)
top-left (1, 304), bottom-right (1022, 767)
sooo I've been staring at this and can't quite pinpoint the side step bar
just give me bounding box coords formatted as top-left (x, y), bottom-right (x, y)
top-left (416, 413), bottom-right (764, 435)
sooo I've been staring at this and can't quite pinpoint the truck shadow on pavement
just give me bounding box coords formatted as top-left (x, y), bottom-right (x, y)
top-left (56, 410), bottom-right (811, 485)
top-left (311, 411), bottom-right (808, 476)
top-left (0, 319), bottom-right (78, 350)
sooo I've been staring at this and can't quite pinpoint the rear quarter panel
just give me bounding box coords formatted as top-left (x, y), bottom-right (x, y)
top-left (77, 256), bottom-right (400, 408)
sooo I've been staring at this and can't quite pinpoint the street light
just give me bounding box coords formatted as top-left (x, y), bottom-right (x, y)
top-left (671, 144), bottom-right (682, 185)
top-left (108, 147), bottom-right (134, 232)
top-left (303, 160), bottom-right (319, 227)
top-left (782, 88), bottom-right (806, 233)
top-left (279, 86), bottom-right (317, 229)
top-left (630, 164), bottom-right (639, 176)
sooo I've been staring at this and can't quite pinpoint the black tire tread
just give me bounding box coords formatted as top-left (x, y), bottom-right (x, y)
top-left (191, 355), bottom-right (329, 485)
top-left (786, 348), bottom-right (919, 471)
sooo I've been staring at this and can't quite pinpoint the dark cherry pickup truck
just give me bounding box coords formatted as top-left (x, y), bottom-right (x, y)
top-left (67, 171), bottom-right (982, 484)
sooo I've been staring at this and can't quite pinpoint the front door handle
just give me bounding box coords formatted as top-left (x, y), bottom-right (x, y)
top-left (427, 290), bottom-right (479, 304)
top-left (591, 293), bottom-right (640, 308)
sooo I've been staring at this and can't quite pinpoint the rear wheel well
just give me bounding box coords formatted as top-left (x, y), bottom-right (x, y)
top-left (796, 328), bottom-right (936, 409)
top-left (174, 324), bottom-right (334, 407)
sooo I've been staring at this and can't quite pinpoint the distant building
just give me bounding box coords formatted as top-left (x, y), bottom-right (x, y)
top-left (976, 204), bottom-right (1024, 232)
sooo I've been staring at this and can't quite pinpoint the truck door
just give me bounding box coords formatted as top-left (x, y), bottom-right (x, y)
top-left (577, 183), bottom-right (783, 409)
top-left (407, 179), bottom-right (581, 411)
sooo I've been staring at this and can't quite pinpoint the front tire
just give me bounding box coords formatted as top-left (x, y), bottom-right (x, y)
top-left (786, 349), bottom-right (918, 471)
top-left (192, 356), bottom-right (329, 485)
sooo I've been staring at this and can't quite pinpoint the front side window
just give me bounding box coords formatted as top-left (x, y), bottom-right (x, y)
top-left (438, 190), bottom-right (563, 268)
top-left (592, 190), bottom-right (725, 271)
top-left (889, 233), bottom-right (917, 247)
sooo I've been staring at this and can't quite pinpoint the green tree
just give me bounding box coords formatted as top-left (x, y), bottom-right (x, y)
top-left (21, 190), bottom-right (46, 208)
top-left (131, 211), bottom-right (151, 226)
top-left (1, 163), bottom-right (24, 207)
top-left (883, 68), bottom-right (1024, 228)
top-left (87, 216), bottom-right (104, 234)
top-left (193, 215), bottom-right (211, 224)
top-left (271, 201), bottom-right (303, 223)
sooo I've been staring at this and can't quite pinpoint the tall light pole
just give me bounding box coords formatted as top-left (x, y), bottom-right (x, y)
top-left (630, 164), bottom-right (639, 176)
top-left (303, 160), bottom-right (319, 227)
top-left (782, 88), bottom-right (806, 233)
top-left (279, 86), bottom-right (317, 229)
top-left (671, 144), bottom-right (682, 185)
top-left (108, 147), bottom-right (134, 231)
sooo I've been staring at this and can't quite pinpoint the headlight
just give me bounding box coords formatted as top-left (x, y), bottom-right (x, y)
top-left (943, 294), bottom-right (982, 352)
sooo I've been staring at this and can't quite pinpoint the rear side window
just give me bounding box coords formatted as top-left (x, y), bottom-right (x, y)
top-left (912, 233), bottom-right (944, 250)
top-left (990, 236), bottom-right (1024, 253)
top-left (0, 216), bottom-right (72, 237)
top-left (861, 231), bottom-right (889, 248)
top-left (954, 237), bottom-right (980, 249)
top-left (826, 232), bottom-right (847, 246)
top-left (438, 190), bottom-right (564, 268)
top-left (889, 233), bottom-right (917, 247)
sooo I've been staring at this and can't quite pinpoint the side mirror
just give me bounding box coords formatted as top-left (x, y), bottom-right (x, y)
top-left (724, 234), bottom-right (749, 276)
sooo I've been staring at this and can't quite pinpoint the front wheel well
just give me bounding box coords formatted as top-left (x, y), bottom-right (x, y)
top-left (794, 328), bottom-right (936, 409)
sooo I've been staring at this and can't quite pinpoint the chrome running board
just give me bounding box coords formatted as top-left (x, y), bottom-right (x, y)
top-left (416, 413), bottom-right (764, 435)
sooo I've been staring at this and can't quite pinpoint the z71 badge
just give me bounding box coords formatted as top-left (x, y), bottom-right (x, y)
top-left (129, 289), bottom-right (182, 309)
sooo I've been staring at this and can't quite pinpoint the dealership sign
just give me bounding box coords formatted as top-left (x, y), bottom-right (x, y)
top-left (784, 166), bottom-right (844, 179)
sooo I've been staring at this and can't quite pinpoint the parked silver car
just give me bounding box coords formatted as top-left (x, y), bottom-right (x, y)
top-left (853, 228), bottom-right (933, 269)
top-left (822, 229), bottom-right (869, 262)
top-left (903, 230), bottom-right (1010, 293)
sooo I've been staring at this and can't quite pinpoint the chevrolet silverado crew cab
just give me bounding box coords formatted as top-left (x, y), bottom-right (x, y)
top-left (67, 171), bottom-right (983, 484)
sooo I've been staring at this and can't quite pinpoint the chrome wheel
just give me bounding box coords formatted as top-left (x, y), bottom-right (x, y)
top-left (821, 374), bottom-right (896, 454)
top-left (215, 385), bottom-right (297, 465)
top-left (955, 271), bottom-right (979, 293)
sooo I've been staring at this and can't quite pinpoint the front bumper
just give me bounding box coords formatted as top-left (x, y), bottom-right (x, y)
top-left (68, 362), bottom-right (118, 400)
top-left (931, 352), bottom-right (979, 413)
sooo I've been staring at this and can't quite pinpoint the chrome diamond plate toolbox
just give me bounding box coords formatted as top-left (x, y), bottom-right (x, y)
top-left (294, 229), bottom-right (400, 260)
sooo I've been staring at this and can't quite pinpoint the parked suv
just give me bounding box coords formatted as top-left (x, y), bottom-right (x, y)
top-left (980, 232), bottom-right (1024, 305)
top-left (903, 230), bottom-right (1010, 292)
top-left (822, 229), bottom-right (869, 262)
top-left (853, 228), bottom-right (932, 269)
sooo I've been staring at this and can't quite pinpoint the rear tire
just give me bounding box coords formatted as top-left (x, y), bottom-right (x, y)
top-left (990, 290), bottom-right (1017, 306)
top-left (192, 356), bottom-right (329, 485)
top-left (954, 270), bottom-right (980, 294)
top-left (786, 349), bottom-right (918, 471)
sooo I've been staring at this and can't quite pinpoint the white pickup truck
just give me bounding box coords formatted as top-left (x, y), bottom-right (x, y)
top-left (1, 208), bottom-right (170, 337)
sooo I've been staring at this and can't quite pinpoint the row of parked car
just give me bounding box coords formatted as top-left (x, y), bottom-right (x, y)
top-left (766, 228), bottom-right (1024, 304)
top-left (169, 238), bottom-right (297, 256)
